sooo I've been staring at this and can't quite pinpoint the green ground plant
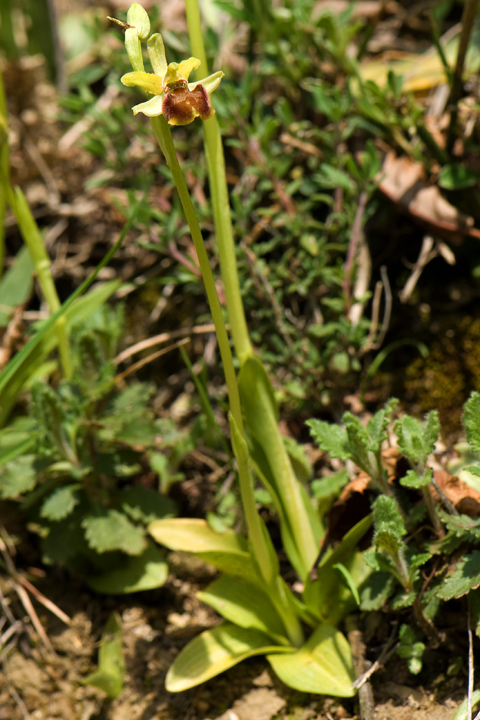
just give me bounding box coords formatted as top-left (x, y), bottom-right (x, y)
top-left (104, 0), bottom-right (480, 698)
top-left (0, 305), bottom-right (179, 594)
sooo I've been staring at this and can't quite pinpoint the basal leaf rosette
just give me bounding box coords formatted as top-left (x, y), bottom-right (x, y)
top-left (121, 33), bottom-right (224, 126)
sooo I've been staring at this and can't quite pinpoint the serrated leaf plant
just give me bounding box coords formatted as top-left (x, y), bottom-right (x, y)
top-left (109, 0), bottom-right (372, 697)
top-left (0, 306), bottom-right (179, 594)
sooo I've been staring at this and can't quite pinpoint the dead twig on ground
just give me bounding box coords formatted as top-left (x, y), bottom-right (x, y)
top-left (346, 616), bottom-right (375, 720)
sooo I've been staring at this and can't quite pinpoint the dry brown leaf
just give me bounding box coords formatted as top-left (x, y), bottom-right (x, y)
top-left (379, 153), bottom-right (480, 241)
top-left (432, 470), bottom-right (480, 517)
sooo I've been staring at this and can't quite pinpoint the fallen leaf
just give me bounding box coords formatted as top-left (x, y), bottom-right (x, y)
top-left (213, 688), bottom-right (286, 720)
top-left (379, 153), bottom-right (480, 241)
top-left (432, 470), bottom-right (480, 517)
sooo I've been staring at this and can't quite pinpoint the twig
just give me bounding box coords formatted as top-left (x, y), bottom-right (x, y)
top-left (399, 235), bottom-right (436, 303)
top-left (344, 190), bottom-right (368, 305)
top-left (447, 0), bottom-right (480, 152)
top-left (353, 622), bottom-right (399, 689)
top-left (115, 323), bottom-right (218, 364)
top-left (468, 609), bottom-right (474, 720)
top-left (375, 265), bottom-right (392, 349)
top-left (431, 476), bottom-right (460, 516)
top-left (114, 338), bottom-right (191, 382)
top-left (346, 616), bottom-right (375, 720)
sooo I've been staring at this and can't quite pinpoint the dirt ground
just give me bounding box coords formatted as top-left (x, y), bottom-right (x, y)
top-left (0, 547), bottom-right (472, 720)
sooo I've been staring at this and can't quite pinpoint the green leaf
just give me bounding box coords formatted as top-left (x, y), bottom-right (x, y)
top-left (359, 571), bottom-right (395, 611)
top-left (166, 622), bottom-right (291, 692)
top-left (452, 690), bottom-right (480, 720)
top-left (373, 496), bottom-right (406, 556)
top-left (0, 454), bottom-right (38, 498)
top-left (306, 419), bottom-right (350, 461)
top-left (83, 612), bottom-right (125, 699)
top-left (468, 588), bottom-right (480, 639)
top-left (438, 164), bottom-right (480, 190)
top-left (437, 550), bottom-right (480, 600)
top-left (87, 543), bottom-right (168, 594)
top-left (149, 518), bottom-right (259, 585)
top-left (303, 515), bottom-right (373, 623)
top-left (343, 413), bottom-right (375, 476)
top-left (394, 412), bottom-right (439, 465)
top-left (283, 436), bottom-right (312, 483)
top-left (311, 469), bottom-right (349, 500)
top-left (400, 468), bottom-right (432, 489)
top-left (239, 356), bottom-right (317, 580)
top-left (40, 484), bottom-right (80, 521)
top-left (118, 486), bottom-right (176, 524)
top-left (197, 576), bottom-right (289, 645)
top-left (83, 510), bottom-right (146, 555)
top-left (267, 624), bottom-right (354, 697)
top-left (0, 246), bottom-right (34, 327)
top-left (464, 392), bottom-right (480, 452)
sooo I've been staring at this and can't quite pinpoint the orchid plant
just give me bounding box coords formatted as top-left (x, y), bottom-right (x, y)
top-left (109, 1), bottom-right (371, 697)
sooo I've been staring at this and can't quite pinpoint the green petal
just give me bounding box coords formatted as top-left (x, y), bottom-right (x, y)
top-left (121, 71), bottom-right (163, 95)
top-left (189, 71), bottom-right (224, 96)
top-left (147, 33), bottom-right (167, 79)
top-left (132, 95), bottom-right (164, 117)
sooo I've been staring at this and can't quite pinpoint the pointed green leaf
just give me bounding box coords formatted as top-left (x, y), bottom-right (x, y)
top-left (197, 576), bottom-right (289, 645)
top-left (83, 612), bottom-right (125, 698)
top-left (239, 356), bottom-right (317, 580)
top-left (452, 690), bottom-right (480, 720)
top-left (149, 518), bottom-right (259, 584)
top-left (303, 515), bottom-right (372, 622)
top-left (0, 246), bottom-right (34, 327)
top-left (87, 542), bottom-right (168, 594)
top-left (267, 624), bottom-right (354, 697)
top-left (166, 622), bottom-right (291, 692)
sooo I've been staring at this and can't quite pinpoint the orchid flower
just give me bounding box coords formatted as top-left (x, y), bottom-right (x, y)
top-left (121, 32), bottom-right (224, 126)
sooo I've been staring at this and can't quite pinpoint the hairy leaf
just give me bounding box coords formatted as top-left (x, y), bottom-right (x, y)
top-left (437, 551), bottom-right (480, 600)
top-left (400, 469), bottom-right (432, 489)
top-left (40, 484), bottom-right (80, 521)
top-left (83, 510), bottom-right (146, 555)
top-left (395, 412), bottom-right (439, 464)
top-left (0, 454), bottom-right (38, 498)
top-left (87, 543), bottom-right (168, 594)
top-left (373, 496), bottom-right (406, 555)
top-left (463, 392), bottom-right (480, 452)
top-left (307, 419), bottom-right (350, 461)
top-left (118, 486), bottom-right (176, 524)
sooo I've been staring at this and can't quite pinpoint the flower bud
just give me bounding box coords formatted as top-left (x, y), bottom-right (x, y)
top-left (126, 3), bottom-right (151, 42)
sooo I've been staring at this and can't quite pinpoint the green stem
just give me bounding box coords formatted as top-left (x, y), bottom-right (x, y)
top-left (184, 0), bottom-right (253, 365)
top-left (0, 67), bottom-right (9, 279)
top-left (150, 115), bottom-right (243, 431)
top-left (3, 181), bottom-right (71, 379)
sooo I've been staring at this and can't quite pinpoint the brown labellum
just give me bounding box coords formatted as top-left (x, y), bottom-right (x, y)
top-left (162, 84), bottom-right (214, 126)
